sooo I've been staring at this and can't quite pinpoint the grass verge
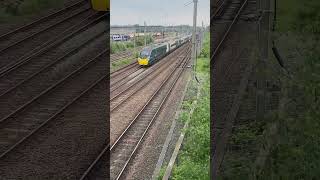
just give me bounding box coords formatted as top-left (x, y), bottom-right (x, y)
top-left (110, 57), bottom-right (135, 72)
top-left (158, 31), bottom-right (210, 180)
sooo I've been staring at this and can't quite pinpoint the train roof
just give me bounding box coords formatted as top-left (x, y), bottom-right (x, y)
top-left (142, 43), bottom-right (167, 51)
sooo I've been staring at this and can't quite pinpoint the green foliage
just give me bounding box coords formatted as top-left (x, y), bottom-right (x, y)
top-left (166, 31), bottom-right (210, 179)
top-left (278, 0), bottom-right (320, 34)
top-left (293, 0), bottom-right (320, 34)
top-left (111, 58), bottom-right (134, 71)
top-left (196, 31), bottom-right (210, 74)
top-left (171, 76), bottom-right (210, 180)
top-left (197, 57), bottom-right (209, 74)
top-left (111, 42), bottom-right (127, 54)
top-left (133, 35), bottom-right (154, 46)
top-left (110, 35), bottom-right (153, 54)
top-left (252, 1), bottom-right (320, 178)
top-left (257, 17), bottom-right (320, 179)
top-left (199, 32), bottom-right (210, 58)
top-left (134, 51), bottom-right (139, 58)
top-left (260, 50), bottom-right (320, 179)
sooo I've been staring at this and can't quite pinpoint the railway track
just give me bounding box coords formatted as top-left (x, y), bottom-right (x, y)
top-left (110, 43), bottom-right (187, 91)
top-left (0, 12), bottom-right (107, 75)
top-left (211, 0), bottom-right (254, 63)
top-left (0, 74), bottom-right (108, 179)
top-left (110, 43), bottom-right (187, 86)
top-left (79, 44), bottom-right (191, 180)
top-left (0, 0), bottom-right (99, 68)
top-left (110, 47), bottom-right (143, 62)
top-left (110, 62), bottom-right (141, 87)
top-left (109, 44), bottom-right (189, 112)
top-left (110, 51), bottom-right (132, 62)
top-left (0, 30), bottom-right (107, 119)
top-left (0, 14), bottom-right (107, 94)
top-left (0, 49), bottom-right (107, 156)
top-left (0, 2), bottom-right (109, 178)
top-left (211, 0), bottom-right (259, 177)
top-left (110, 46), bottom-right (191, 180)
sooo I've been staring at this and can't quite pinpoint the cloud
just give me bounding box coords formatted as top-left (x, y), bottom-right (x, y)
top-left (110, 0), bottom-right (209, 26)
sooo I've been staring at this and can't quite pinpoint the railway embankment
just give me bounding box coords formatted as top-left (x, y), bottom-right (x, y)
top-left (155, 31), bottom-right (210, 180)
top-left (252, 0), bottom-right (320, 177)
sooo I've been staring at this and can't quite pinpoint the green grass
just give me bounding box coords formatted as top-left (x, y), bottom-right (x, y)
top-left (255, 0), bottom-right (320, 178)
top-left (163, 31), bottom-right (210, 180)
top-left (111, 35), bottom-right (153, 54)
top-left (277, 0), bottom-right (320, 33)
top-left (110, 57), bottom-right (135, 72)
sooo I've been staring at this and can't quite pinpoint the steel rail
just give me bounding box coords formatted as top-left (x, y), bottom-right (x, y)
top-left (78, 143), bottom-right (110, 180)
top-left (110, 43), bottom-right (188, 94)
top-left (113, 48), bottom-right (191, 180)
top-left (110, 45), bottom-right (190, 112)
top-left (110, 47), bottom-right (144, 62)
top-left (79, 45), bottom-right (191, 180)
top-left (0, 31), bottom-right (106, 98)
top-left (110, 56), bottom-right (169, 94)
top-left (110, 62), bottom-right (137, 76)
top-left (211, 0), bottom-right (228, 18)
top-left (0, 50), bottom-right (107, 124)
top-left (0, 74), bottom-right (107, 160)
top-left (0, 7), bottom-right (92, 54)
top-left (0, 0), bottom-right (87, 40)
top-left (111, 47), bottom-right (190, 151)
top-left (0, 12), bottom-right (107, 77)
top-left (210, 0), bottom-right (249, 64)
top-left (110, 64), bottom-right (141, 88)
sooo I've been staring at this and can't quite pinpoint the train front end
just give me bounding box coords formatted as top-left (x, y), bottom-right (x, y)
top-left (138, 48), bottom-right (151, 66)
top-left (91, 0), bottom-right (109, 11)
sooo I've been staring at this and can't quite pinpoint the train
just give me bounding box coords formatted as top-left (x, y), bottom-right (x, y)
top-left (138, 35), bottom-right (191, 66)
top-left (91, 0), bottom-right (109, 11)
top-left (111, 34), bottom-right (130, 41)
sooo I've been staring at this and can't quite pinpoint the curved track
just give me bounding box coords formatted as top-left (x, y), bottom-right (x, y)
top-left (110, 44), bottom-right (189, 112)
top-left (79, 44), bottom-right (191, 180)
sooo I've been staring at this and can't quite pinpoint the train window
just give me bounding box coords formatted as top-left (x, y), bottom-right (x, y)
top-left (140, 50), bottom-right (150, 58)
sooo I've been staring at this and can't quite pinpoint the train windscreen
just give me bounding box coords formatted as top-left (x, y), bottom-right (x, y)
top-left (140, 49), bottom-right (150, 58)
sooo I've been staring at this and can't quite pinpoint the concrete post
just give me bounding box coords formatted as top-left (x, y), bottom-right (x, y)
top-left (191, 0), bottom-right (198, 79)
top-left (144, 21), bottom-right (147, 47)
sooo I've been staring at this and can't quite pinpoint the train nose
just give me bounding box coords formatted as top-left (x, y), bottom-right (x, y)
top-left (91, 0), bottom-right (109, 11)
top-left (138, 58), bottom-right (149, 65)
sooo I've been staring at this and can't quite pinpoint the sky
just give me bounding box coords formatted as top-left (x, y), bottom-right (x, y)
top-left (110, 0), bottom-right (210, 26)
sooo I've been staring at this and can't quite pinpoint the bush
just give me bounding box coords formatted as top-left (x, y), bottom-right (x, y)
top-left (168, 31), bottom-right (210, 180)
top-left (111, 42), bottom-right (126, 54)
top-left (257, 0), bottom-right (320, 177)
top-left (110, 35), bottom-right (154, 54)
top-left (134, 35), bottom-right (154, 46)
top-left (199, 33), bottom-right (210, 58)
top-left (170, 75), bottom-right (210, 180)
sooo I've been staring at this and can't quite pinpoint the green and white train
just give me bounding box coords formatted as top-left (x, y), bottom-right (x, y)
top-left (138, 35), bottom-right (191, 66)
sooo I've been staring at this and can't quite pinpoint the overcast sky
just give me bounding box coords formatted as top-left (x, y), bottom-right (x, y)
top-left (110, 0), bottom-right (210, 26)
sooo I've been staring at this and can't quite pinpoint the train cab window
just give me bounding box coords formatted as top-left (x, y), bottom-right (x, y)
top-left (140, 50), bottom-right (150, 58)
